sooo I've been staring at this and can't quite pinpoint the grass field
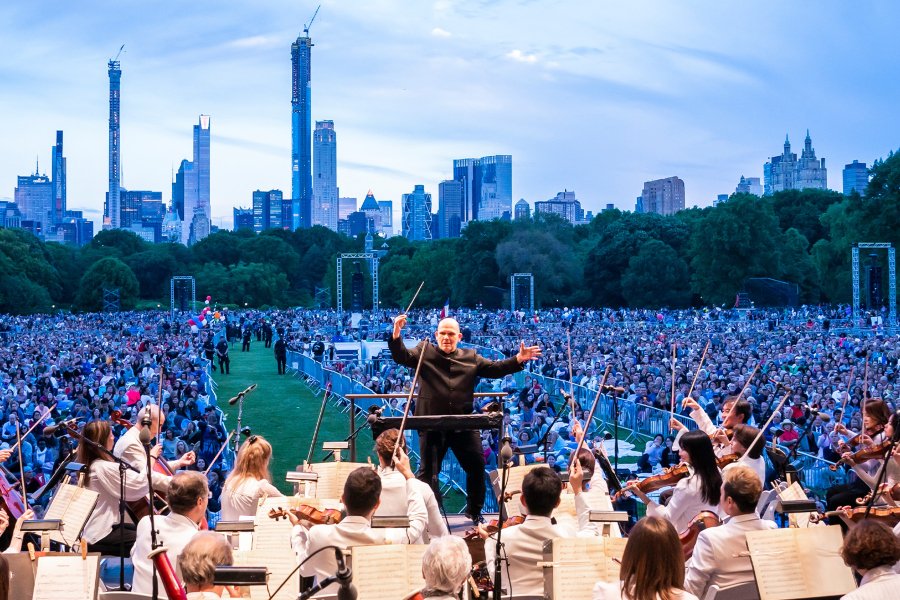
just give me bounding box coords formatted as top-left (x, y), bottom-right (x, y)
top-left (213, 338), bottom-right (373, 494)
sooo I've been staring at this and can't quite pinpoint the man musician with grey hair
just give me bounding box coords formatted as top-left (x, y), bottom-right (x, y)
top-left (178, 531), bottom-right (237, 599)
top-left (416, 536), bottom-right (472, 600)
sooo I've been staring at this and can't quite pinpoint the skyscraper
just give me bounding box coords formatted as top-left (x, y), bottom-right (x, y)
top-left (377, 200), bottom-right (393, 237)
top-left (107, 57), bottom-right (122, 229)
top-left (312, 120), bottom-right (338, 230)
top-left (338, 197), bottom-right (357, 220)
top-left (534, 190), bottom-right (586, 224)
top-left (173, 115), bottom-right (211, 245)
top-left (452, 155), bottom-right (512, 223)
top-left (640, 177), bottom-right (685, 215)
top-left (291, 32), bottom-right (313, 229)
top-left (735, 175), bottom-right (762, 196)
top-left (252, 190), bottom-right (284, 232)
top-left (51, 130), bottom-right (66, 226)
top-left (402, 185), bottom-right (432, 242)
top-left (438, 179), bottom-right (465, 238)
top-left (514, 199), bottom-right (530, 220)
top-left (763, 131), bottom-right (827, 194)
top-left (14, 166), bottom-right (52, 233)
top-left (843, 160), bottom-right (868, 196)
top-left (233, 207), bottom-right (254, 231)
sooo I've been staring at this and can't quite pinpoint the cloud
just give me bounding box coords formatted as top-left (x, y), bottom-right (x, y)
top-left (506, 49), bottom-right (538, 64)
top-left (225, 35), bottom-right (281, 49)
top-left (431, 27), bottom-right (452, 38)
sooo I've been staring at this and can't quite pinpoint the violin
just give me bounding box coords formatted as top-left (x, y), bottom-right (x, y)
top-left (268, 505), bottom-right (344, 525)
top-left (613, 463), bottom-right (690, 501)
top-left (679, 511), bottom-right (720, 559)
top-left (109, 409), bottom-right (133, 428)
top-left (716, 453), bottom-right (740, 469)
top-left (830, 439), bottom-right (891, 471)
top-left (463, 515), bottom-right (525, 540)
top-left (836, 423), bottom-right (884, 451)
top-left (810, 505), bottom-right (900, 527)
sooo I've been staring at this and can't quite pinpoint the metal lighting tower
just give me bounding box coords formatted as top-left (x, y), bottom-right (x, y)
top-left (336, 253), bottom-right (379, 314)
top-left (852, 243), bottom-right (897, 329)
top-left (107, 45), bottom-right (124, 229)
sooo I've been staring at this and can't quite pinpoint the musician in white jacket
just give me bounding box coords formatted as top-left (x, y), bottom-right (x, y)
top-left (839, 520), bottom-right (900, 600)
top-left (684, 465), bottom-right (777, 598)
top-left (291, 453), bottom-right (427, 595)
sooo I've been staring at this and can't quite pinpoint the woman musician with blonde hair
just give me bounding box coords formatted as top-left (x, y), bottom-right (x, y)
top-left (221, 435), bottom-right (283, 520)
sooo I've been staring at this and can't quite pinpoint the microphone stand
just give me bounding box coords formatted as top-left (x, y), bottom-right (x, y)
top-left (65, 425), bottom-right (140, 591)
top-left (141, 422), bottom-right (161, 600)
top-left (294, 548), bottom-right (356, 600)
top-left (536, 394), bottom-right (566, 464)
top-left (493, 432), bottom-right (513, 600)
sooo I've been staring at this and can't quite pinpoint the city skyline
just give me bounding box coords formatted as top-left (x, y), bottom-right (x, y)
top-left (1, 1), bottom-right (898, 230)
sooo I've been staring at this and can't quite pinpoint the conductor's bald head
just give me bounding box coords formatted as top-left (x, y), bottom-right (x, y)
top-left (436, 318), bottom-right (461, 353)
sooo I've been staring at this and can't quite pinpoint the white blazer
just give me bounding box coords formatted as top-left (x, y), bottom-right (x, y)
top-left (683, 512), bottom-right (778, 598)
top-left (645, 471), bottom-right (718, 534)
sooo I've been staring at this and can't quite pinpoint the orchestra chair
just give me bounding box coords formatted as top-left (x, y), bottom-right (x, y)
top-left (98, 593), bottom-right (154, 600)
top-left (701, 581), bottom-right (760, 600)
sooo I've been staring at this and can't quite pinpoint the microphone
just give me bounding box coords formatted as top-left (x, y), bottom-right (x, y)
top-left (334, 548), bottom-right (357, 600)
top-left (499, 436), bottom-right (514, 462)
top-left (228, 383), bottom-right (258, 405)
top-left (366, 406), bottom-right (384, 425)
top-left (139, 410), bottom-right (153, 446)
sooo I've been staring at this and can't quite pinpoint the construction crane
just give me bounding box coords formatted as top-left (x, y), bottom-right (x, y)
top-left (303, 5), bottom-right (320, 36)
top-left (112, 44), bottom-right (125, 62)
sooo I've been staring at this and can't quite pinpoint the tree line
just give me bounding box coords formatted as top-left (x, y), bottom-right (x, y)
top-left (1, 150), bottom-right (899, 314)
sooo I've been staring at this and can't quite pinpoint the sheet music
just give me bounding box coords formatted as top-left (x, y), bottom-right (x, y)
top-left (777, 481), bottom-right (817, 528)
top-left (307, 462), bottom-right (372, 499)
top-left (351, 544), bottom-right (428, 599)
top-left (493, 464), bottom-right (541, 517)
top-left (544, 537), bottom-right (625, 599)
top-left (32, 555), bottom-right (99, 600)
top-left (234, 548), bottom-right (300, 600)
top-left (42, 484), bottom-right (99, 546)
top-left (746, 526), bottom-right (856, 600)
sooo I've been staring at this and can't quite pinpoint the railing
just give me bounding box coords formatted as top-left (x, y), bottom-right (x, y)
top-left (288, 343), bottom-right (849, 515)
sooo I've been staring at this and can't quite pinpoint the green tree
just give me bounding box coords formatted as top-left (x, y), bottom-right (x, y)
top-left (621, 239), bottom-right (691, 308)
top-left (89, 229), bottom-right (150, 258)
top-left (191, 230), bottom-right (242, 267)
top-left (496, 229), bottom-right (579, 307)
top-left (76, 257), bottom-right (140, 311)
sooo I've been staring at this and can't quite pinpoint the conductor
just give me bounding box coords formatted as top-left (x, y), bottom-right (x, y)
top-left (388, 314), bottom-right (542, 523)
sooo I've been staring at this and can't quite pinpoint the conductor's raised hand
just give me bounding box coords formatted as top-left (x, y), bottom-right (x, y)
top-left (516, 341), bottom-right (542, 363)
top-left (392, 314), bottom-right (408, 339)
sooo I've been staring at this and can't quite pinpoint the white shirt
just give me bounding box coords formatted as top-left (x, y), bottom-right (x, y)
top-left (646, 471), bottom-right (719, 534)
top-left (82, 460), bottom-right (162, 544)
top-left (113, 425), bottom-right (173, 491)
top-left (593, 582), bottom-right (698, 600)
top-left (484, 515), bottom-right (576, 597)
top-left (292, 481), bottom-right (426, 594)
top-left (220, 477), bottom-right (283, 521)
top-left (841, 565), bottom-right (900, 600)
top-left (376, 466), bottom-right (448, 542)
top-left (683, 512), bottom-right (778, 598)
top-left (130, 512), bottom-right (201, 596)
top-left (725, 455), bottom-right (766, 490)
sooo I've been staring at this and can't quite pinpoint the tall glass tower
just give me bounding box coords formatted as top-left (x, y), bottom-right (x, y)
top-left (291, 34), bottom-right (313, 230)
top-left (313, 120), bottom-right (337, 230)
top-left (51, 130), bottom-right (66, 226)
top-left (107, 59), bottom-right (122, 228)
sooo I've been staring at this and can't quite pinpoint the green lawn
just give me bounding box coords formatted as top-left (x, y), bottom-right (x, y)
top-left (213, 337), bottom-right (373, 494)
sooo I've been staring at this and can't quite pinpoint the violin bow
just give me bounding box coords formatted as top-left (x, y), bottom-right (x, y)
top-left (7, 405), bottom-right (56, 454)
top-left (204, 431), bottom-right (235, 475)
top-left (15, 422), bottom-right (27, 511)
top-left (861, 353), bottom-right (869, 427)
top-left (744, 384), bottom-right (794, 457)
top-left (683, 340), bottom-right (710, 403)
top-left (404, 281), bottom-right (425, 315)
top-left (573, 365), bottom-right (611, 461)
top-left (392, 339), bottom-right (428, 467)
top-left (836, 366), bottom-right (855, 435)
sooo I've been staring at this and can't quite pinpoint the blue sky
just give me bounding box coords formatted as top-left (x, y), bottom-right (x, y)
top-left (1, 1), bottom-right (898, 228)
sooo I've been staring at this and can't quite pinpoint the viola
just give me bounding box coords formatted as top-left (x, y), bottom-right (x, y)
top-left (679, 511), bottom-right (720, 559)
top-left (612, 463), bottom-right (690, 501)
top-left (0, 473), bottom-right (26, 519)
top-left (268, 505), bottom-right (343, 525)
top-left (109, 409), bottom-right (133, 428)
top-left (830, 439), bottom-right (891, 471)
top-left (463, 515), bottom-right (525, 540)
